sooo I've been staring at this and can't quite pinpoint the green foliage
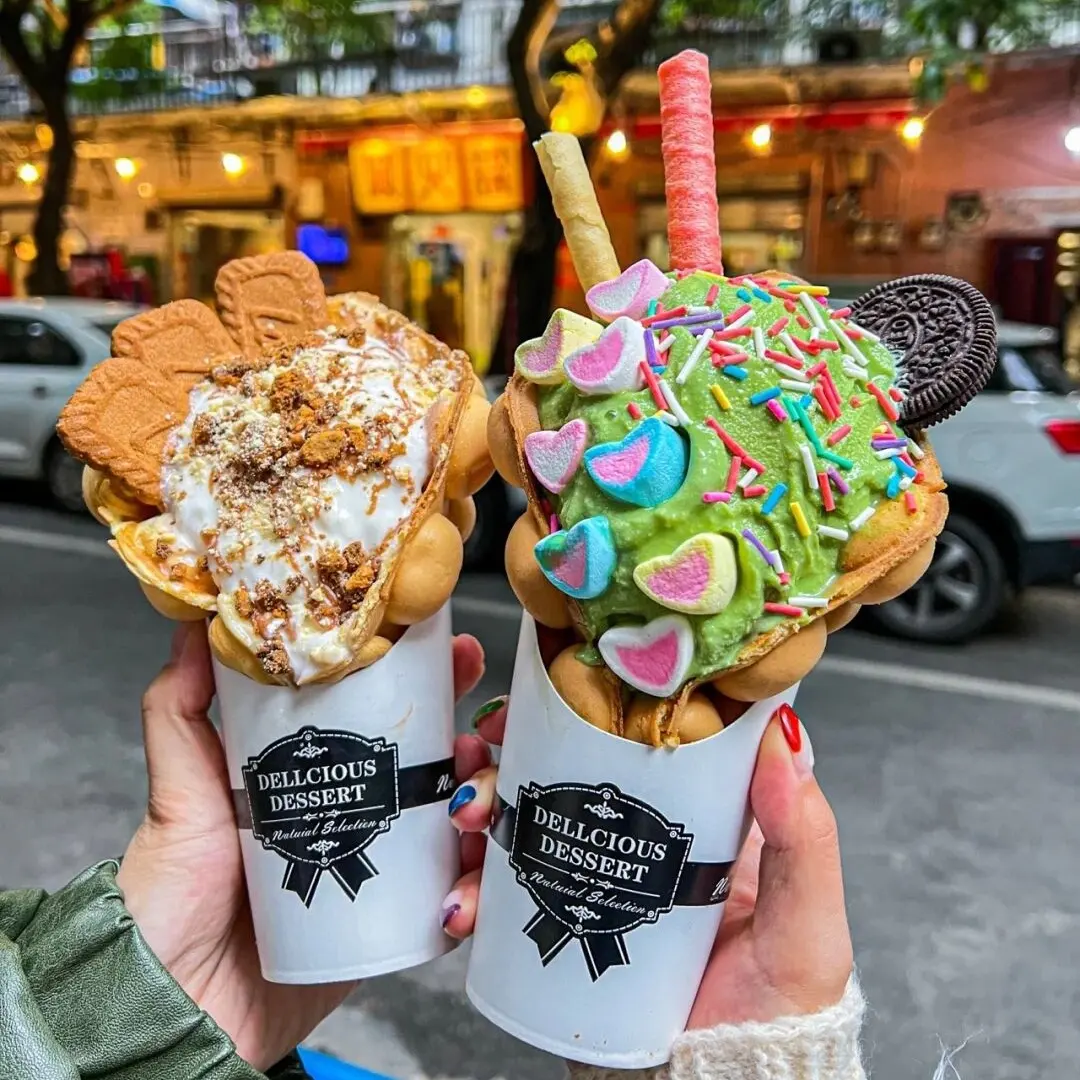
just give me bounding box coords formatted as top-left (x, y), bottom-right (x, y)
top-left (661, 0), bottom-right (1071, 52)
top-left (69, 3), bottom-right (164, 103)
top-left (244, 0), bottom-right (391, 62)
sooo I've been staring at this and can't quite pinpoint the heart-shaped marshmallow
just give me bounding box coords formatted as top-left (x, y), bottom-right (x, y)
top-left (633, 533), bottom-right (738, 615)
top-left (515, 309), bottom-right (604, 385)
top-left (524, 418), bottom-right (589, 494)
top-left (586, 259), bottom-right (670, 322)
top-left (598, 615), bottom-right (694, 697)
top-left (584, 416), bottom-right (688, 507)
top-left (534, 516), bottom-right (617, 600)
top-left (564, 316), bottom-right (647, 396)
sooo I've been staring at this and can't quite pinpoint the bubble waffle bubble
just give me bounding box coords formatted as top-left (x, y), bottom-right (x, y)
top-left (58, 254), bottom-right (492, 687)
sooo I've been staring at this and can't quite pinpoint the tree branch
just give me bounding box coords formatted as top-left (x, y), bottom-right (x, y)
top-left (507, 0), bottom-right (560, 143)
top-left (595, 0), bottom-right (664, 97)
top-left (0, 7), bottom-right (50, 101)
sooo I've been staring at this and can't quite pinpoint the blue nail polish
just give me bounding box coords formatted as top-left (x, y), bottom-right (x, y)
top-left (441, 903), bottom-right (461, 929)
top-left (448, 783), bottom-right (477, 816)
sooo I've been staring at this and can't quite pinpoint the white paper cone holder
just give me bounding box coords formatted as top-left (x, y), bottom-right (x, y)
top-left (216, 604), bottom-right (459, 984)
top-left (466, 615), bottom-right (798, 1068)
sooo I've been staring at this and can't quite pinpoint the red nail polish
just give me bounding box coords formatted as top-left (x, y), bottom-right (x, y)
top-left (777, 703), bottom-right (802, 754)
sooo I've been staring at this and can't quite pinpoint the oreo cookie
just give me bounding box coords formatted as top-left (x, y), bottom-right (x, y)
top-left (850, 274), bottom-right (997, 431)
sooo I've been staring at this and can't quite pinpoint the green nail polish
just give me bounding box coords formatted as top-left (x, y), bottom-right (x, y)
top-left (471, 696), bottom-right (506, 728)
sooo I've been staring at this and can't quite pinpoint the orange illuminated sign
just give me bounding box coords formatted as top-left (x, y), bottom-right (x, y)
top-left (349, 124), bottom-right (522, 215)
top-left (409, 137), bottom-right (463, 213)
top-left (349, 138), bottom-right (409, 214)
top-left (461, 134), bottom-right (523, 212)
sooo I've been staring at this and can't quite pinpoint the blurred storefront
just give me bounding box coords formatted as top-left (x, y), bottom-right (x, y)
top-left (295, 120), bottom-right (525, 374)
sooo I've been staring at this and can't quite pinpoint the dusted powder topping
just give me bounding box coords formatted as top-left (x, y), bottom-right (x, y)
top-left (161, 326), bottom-right (459, 682)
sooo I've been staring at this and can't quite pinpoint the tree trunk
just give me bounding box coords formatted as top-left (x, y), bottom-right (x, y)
top-left (492, 0), bottom-right (664, 376)
top-left (492, 0), bottom-right (560, 376)
top-left (28, 88), bottom-right (74, 296)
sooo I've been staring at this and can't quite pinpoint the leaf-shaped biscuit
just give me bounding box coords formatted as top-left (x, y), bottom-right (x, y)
top-left (215, 251), bottom-right (328, 357)
top-left (56, 358), bottom-right (188, 506)
top-left (112, 298), bottom-right (238, 378)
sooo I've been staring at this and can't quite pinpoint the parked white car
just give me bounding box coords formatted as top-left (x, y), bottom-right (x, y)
top-left (865, 320), bottom-right (1080, 642)
top-left (0, 298), bottom-right (145, 511)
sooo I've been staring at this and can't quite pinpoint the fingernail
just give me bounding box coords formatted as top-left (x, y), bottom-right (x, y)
top-left (441, 890), bottom-right (463, 929)
top-left (471, 696), bottom-right (506, 728)
top-left (777, 703), bottom-right (814, 780)
top-left (448, 783), bottom-right (477, 816)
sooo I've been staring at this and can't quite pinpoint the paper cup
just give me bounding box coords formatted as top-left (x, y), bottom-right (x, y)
top-left (465, 616), bottom-right (798, 1068)
top-left (216, 604), bottom-right (459, 984)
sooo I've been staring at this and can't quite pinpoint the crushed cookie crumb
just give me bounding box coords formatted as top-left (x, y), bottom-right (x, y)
top-left (154, 539), bottom-right (170, 561)
top-left (235, 585), bottom-right (254, 618)
top-left (257, 638), bottom-right (291, 677)
top-left (301, 429), bottom-right (347, 466)
top-left (317, 547), bottom-right (347, 574)
top-left (191, 414), bottom-right (215, 446)
top-left (344, 560), bottom-right (377, 595)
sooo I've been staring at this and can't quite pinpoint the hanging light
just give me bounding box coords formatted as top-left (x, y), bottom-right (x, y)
top-left (34, 124), bottom-right (53, 151)
top-left (465, 85), bottom-right (488, 108)
top-left (605, 128), bottom-right (629, 159)
top-left (17, 162), bottom-right (40, 185)
top-left (1065, 127), bottom-right (1080, 154)
top-left (114, 157), bottom-right (137, 179)
top-left (221, 152), bottom-right (246, 177)
top-left (749, 123), bottom-right (772, 149)
top-left (900, 116), bottom-right (926, 146)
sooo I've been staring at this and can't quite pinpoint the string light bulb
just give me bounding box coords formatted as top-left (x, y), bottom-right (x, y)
top-left (221, 152), bottom-right (246, 177)
top-left (17, 162), bottom-right (40, 185)
top-left (605, 128), bottom-right (629, 159)
top-left (900, 116), bottom-right (926, 145)
top-left (1065, 126), bottom-right (1080, 154)
top-left (749, 123), bottom-right (772, 149)
top-left (114, 157), bottom-right (137, 179)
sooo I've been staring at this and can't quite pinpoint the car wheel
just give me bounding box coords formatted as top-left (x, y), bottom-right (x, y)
top-left (864, 512), bottom-right (1006, 644)
top-left (463, 476), bottom-right (509, 571)
top-left (45, 439), bottom-right (87, 514)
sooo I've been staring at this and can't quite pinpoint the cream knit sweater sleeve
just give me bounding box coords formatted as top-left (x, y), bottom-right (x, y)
top-left (567, 977), bottom-right (866, 1080)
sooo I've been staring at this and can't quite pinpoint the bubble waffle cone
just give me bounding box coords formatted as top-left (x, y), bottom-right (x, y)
top-left (57, 253), bottom-right (492, 687)
top-left (495, 50), bottom-right (996, 744)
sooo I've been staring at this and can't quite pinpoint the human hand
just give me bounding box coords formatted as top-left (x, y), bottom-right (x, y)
top-left (117, 621), bottom-right (486, 1072)
top-left (446, 701), bottom-right (853, 1025)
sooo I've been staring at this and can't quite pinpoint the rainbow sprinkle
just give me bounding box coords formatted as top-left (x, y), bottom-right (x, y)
top-left (761, 483), bottom-right (787, 515)
top-left (750, 386), bottom-right (782, 406)
top-left (765, 602), bottom-right (806, 618)
top-left (710, 383), bottom-right (731, 411)
top-left (791, 501), bottom-right (811, 537)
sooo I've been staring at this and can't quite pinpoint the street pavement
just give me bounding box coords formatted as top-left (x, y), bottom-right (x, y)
top-left (2, 488), bottom-right (1080, 1080)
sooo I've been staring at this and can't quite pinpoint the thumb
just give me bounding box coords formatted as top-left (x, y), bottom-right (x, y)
top-left (749, 704), bottom-right (853, 1012)
top-left (140, 622), bottom-right (230, 828)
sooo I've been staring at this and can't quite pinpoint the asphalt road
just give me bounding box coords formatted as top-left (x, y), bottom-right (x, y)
top-left (2, 488), bottom-right (1080, 1080)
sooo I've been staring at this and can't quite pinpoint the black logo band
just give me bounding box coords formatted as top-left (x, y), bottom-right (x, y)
top-left (233, 726), bottom-right (454, 908)
top-left (491, 788), bottom-right (733, 980)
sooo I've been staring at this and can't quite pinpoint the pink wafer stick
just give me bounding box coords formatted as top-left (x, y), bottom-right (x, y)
top-left (658, 50), bottom-right (721, 274)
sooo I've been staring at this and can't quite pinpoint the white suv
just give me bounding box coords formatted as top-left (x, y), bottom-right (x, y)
top-left (0, 298), bottom-right (145, 510)
top-left (866, 320), bottom-right (1080, 642)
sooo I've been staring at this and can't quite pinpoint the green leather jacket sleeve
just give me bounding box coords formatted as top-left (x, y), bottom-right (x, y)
top-left (0, 860), bottom-right (304, 1080)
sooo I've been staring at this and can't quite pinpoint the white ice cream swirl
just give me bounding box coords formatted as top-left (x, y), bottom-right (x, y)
top-left (160, 327), bottom-right (457, 683)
